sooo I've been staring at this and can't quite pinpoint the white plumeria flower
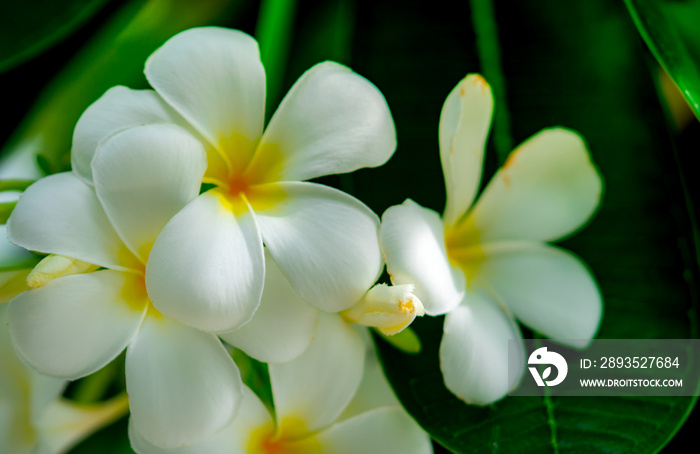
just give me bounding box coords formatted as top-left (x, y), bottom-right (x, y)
top-left (70, 26), bottom-right (396, 334)
top-left (219, 250), bottom-right (424, 364)
top-left (0, 303), bottom-right (128, 454)
top-left (6, 124), bottom-right (244, 448)
top-left (130, 313), bottom-right (433, 454)
top-left (380, 74), bottom-right (603, 405)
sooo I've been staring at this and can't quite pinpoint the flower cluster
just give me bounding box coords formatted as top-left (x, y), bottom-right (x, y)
top-left (0, 26), bottom-right (602, 453)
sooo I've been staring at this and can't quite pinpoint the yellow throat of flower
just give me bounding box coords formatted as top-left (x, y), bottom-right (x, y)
top-left (443, 217), bottom-right (485, 285)
top-left (248, 418), bottom-right (321, 454)
top-left (205, 137), bottom-right (287, 215)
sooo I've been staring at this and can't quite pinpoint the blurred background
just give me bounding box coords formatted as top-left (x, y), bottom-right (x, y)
top-left (1, 0), bottom-right (699, 452)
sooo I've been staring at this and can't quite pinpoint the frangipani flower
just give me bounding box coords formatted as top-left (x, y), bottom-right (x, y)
top-left (219, 250), bottom-right (424, 364)
top-left (71, 26), bottom-right (396, 333)
top-left (380, 74), bottom-right (603, 404)
top-left (0, 304), bottom-right (128, 454)
top-left (130, 314), bottom-right (433, 454)
top-left (6, 124), bottom-right (244, 448)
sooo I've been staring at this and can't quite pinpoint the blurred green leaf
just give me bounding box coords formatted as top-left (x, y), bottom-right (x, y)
top-left (0, 0), bottom-right (113, 73)
top-left (625, 0), bottom-right (700, 120)
top-left (0, 179), bottom-right (33, 192)
top-left (0, 202), bottom-right (16, 224)
top-left (256, 0), bottom-right (298, 114)
top-left (0, 0), bottom-right (248, 178)
top-left (665, 0), bottom-right (700, 64)
top-left (359, 0), bottom-right (700, 452)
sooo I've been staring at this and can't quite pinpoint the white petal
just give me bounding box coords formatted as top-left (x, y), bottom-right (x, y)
top-left (146, 191), bottom-right (264, 333)
top-left (255, 182), bottom-right (382, 312)
top-left (317, 406), bottom-right (432, 454)
top-left (440, 74), bottom-right (493, 226)
top-left (474, 242), bottom-right (602, 347)
top-left (380, 199), bottom-right (465, 315)
top-left (254, 62), bottom-right (396, 182)
top-left (270, 313), bottom-right (365, 433)
top-left (440, 293), bottom-right (525, 405)
top-left (71, 86), bottom-right (187, 183)
top-left (460, 128), bottom-right (603, 243)
top-left (6, 173), bottom-right (131, 270)
top-left (8, 270), bottom-right (146, 379)
top-left (220, 251), bottom-right (318, 363)
top-left (29, 372), bottom-right (66, 424)
top-left (339, 346), bottom-right (398, 421)
top-left (128, 386), bottom-right (272, 454)
top-left (126, 316), bottom-right (243, 449)
top-left (145, 27), bottom-right (265, 164)
top-left (92, 124), bottom-right (207, 262)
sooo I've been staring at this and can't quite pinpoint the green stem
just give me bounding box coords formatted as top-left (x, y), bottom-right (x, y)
top-left (470, 0), bottom-right (513, 163)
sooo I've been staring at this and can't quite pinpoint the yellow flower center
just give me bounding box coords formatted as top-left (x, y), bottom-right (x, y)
top-left (120, 260), bottom-right (163, 318)
top-left (443, 218), bottom-right (485, 285)
top-left (206, 139), bottom-right (287, 215)
top-left (248, 418), bottom-right (321, 454)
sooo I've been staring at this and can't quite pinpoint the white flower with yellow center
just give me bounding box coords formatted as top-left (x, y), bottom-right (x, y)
top-left (380, 74), bottom-right (603, 405)
top-left (0, 303), bottom-right (128, 454)
top-left (130, 313), bottom-right (433, 454)
top-left (6, 124), bottom-right (244, 448)
top-left (218, 250), bottom-right (424, 364)
top-left (71, 26), bottom-right (396, 334)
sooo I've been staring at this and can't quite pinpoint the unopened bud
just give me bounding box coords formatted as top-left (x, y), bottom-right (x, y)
top-left (342, 283), bottom-right (425, 336)
top-left (26, 255), bottom-right (98, 288)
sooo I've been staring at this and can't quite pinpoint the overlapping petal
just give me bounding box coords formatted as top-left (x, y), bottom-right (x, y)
top-left (380, 199), bottom-right (465, 315)
top-left (457, 128), bottom-right (602, 243)
top-left (255, 181), bottom-right (382, 312)
top-left (146, 191), bottom-right (264, 333)
top-left (92, 124), bottom-right (206, 262)
top-left (8, 270), bottom-right (147, 379)
top-left (473, 242), bottom-right (602, 347)
top-left (128, 387), bottom-right (272, 454)
top-left (440, 292), bottom-right (525, 405)
top-left (126, 315), bottom-right (242, 449)
top-left (317, 407), bottom-right (433, 454)
top-left (71, 86), bottom-right (187, 183)
top-left (219, 252), bottom-right (318, 363)
top-left (0, 224), bottom-right (35, 269)
top-left (253, 62), bottom-right (396, 182)
top-left (439, 74), bottom-right (493, 226)
top-left (7, 173), bottom-right (131, 271)
top-left (339, 348), bottom-right (398, 421)
top-left (270, 313), bottom-right (365, 434)
top-left (145, 27), bottom-right (265, 167)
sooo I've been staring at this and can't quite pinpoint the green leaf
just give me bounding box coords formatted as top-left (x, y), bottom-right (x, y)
top-left (357, 0), bottom-right (699, 452)
top-left (376, 327), bottom-right (422, 354)
top-left (256, 0), bottom-right (299, 115)
top-left (0, 0), bottom-right (250, 177)
top-left (625, 0), bottom-right (700, 120)
top-left (0, 0), bottom-right (112, 73)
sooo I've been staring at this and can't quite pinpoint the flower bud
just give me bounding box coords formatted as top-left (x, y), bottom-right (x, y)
top-left (342, 283), bottom-right (425, 335)
top-left (26, 255), bottom-right (98, 288)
